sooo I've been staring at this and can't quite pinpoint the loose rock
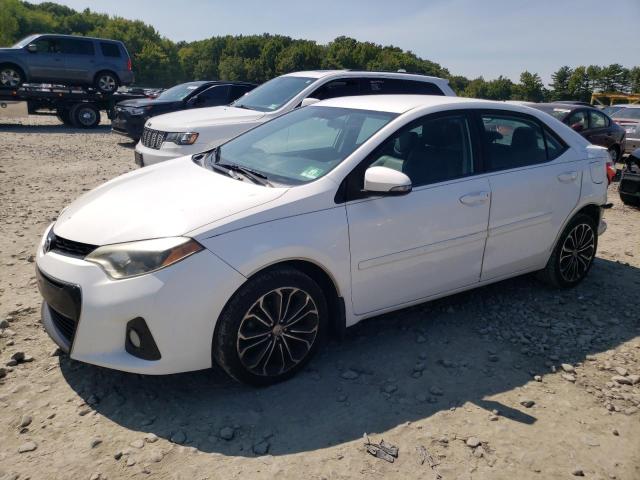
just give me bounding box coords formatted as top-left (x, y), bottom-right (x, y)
top-left (466, 437), bottom-right (481, 448)
top-left (219, 426), bottom-right (235, 441)
top-left (18, 441), bottom-right (37, 453)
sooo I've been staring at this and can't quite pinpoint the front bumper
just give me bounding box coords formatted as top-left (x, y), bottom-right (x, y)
top-left (111, 112), bottom-right (146, 140)
top-left (134, 141), bottom-right (205, 167)
top-left (35, 232), bottom-right (246, 375)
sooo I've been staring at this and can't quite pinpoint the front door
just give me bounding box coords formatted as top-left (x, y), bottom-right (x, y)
top-left (28, 37), bottom-right (64, 80)
top-left (345, 112), bottom-right (490, 315)
top-left (478, 111), bottom-right (582, 280)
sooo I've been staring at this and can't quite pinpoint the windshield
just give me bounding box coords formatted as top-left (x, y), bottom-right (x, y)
top-left (612, 108), bottom-right (640, 120)
top-left (12, 35), bottom-right (38, 48)
top-left (232, 76), bottom-right (315, 112)
top-left (201, 106), bottom-right (397, 185)
top-left (156, 82), bottom-right (204, 101)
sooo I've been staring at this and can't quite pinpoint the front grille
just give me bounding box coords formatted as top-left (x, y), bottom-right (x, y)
top-left (50, 233), bottom-right (97, 258)
top-left (141, 127), bottom-right (167, 149)
top-left (49, 307), bottom-right (78, 344)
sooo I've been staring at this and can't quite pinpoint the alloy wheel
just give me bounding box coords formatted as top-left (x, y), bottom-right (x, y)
top-left (98, 75), bottom-right (116, 92)
top-left (559, 223), bottom-right (595, 283)
top-left (237, 287), bottom-right (319, 377)
top-left (76, 107), bottom-right (97, 127)
top-left (0, 68), bottom-right (21, 87)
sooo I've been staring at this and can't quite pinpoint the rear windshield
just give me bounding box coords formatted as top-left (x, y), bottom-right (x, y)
top-left (100, 42), bottom-right (121, 57)
top-left (612, 108), bottom-right (640, 120)
top-left (232, 76), bottom-right (315, 112)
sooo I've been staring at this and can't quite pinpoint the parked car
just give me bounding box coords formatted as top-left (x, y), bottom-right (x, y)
top-left (528, 103), bottom-right (626, 162)
top-left (619, 148), bottom-right (640, 206)
top-left (112, 81), bottom-right (256, 141)
top-left (36, 95), bottom-right (609, 385)
top-left (134, 70), bottom-right (456, 167)
top-left (610, 105), bottom-right (640, 156)
top-left (0, 34), bottom-right (134, 93)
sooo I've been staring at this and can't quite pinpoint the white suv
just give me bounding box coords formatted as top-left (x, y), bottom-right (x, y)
top-left (134, 70), bottom-right (455, 166)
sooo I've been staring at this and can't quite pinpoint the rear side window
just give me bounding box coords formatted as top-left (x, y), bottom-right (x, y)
top-left (589, 110), bottom-right (608, 129)
top-left (100, 42), bottom-right (121, 58)
top-left (481, 114), bottom-right (548, 170)
top-left (311, 79), bottom-right (360, 100)
top-left (61, 39), bottom-right (95, 55)
top-left (360, 78), bottom-right (444, 96)
top-left (566, 110), bottom-right (587, 131)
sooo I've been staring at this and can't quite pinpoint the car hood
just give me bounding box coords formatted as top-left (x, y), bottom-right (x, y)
top-left (53, 157), bottom-right (287, 245)
top-left (116, 98), bottom-right (178, 108)
top-left (146, 106), bottom-right (266, 131)
top-left (0, 47), bottom-right (19, 53)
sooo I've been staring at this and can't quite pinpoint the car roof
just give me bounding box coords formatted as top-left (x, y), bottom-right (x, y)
top-left (188, 80), bottom-right (256, 86)
top-left (613, 104), bottom-right (640, 109)
top-left (314, 95), bottom-right (502, 114)
top-left (282, 70), bottom-right (449, 84)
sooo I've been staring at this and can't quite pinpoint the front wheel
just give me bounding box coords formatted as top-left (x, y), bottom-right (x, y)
top-left (538, 213), bottom-right (598, 288)
top-left (213, 267), bottom-right (327, 386)
top-left (0, 65), bottom-right (24, 89)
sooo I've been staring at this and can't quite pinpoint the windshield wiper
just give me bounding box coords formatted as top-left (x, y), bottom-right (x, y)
top-left (217, 162), bottom-right (273, 187)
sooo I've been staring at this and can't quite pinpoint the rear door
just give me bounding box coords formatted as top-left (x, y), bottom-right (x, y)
top-left (345, 111), bottom-right (490, 314)
top-left (28, 36), bottom-right (64, 80)
top-left (478, 110), bottom-right (582, 280)
top-left (59, 38), bottom-right (96, 82)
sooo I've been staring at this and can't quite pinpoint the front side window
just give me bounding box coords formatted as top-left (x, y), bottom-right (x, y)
top-left (232, 76), bottom-right (315, 112)
top-left (203, 106), bottom-right (397, 185)
top-left (589, 110), bottom-right (608, 129)
top-left (364, 114), bottom-right (474, 187)
top-left (33, 38), bottom-right (61, 54)
top-left (481, 114), bottom-right (547, 170)
top-left (198, 85), bottom-right (230, 104)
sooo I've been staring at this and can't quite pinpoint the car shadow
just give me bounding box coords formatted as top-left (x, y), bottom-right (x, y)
top-left (59, 257), bottom-right (640, 457)
top-left (0, 122), bottom-right (112, 134)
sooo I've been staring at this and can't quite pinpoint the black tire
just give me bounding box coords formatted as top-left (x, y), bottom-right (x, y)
top-left (56, 109), bottom-right (73, 126)
top-left (94, 71), bottom-right (119, 94)
top-left (620, 193), bottom-right (640, 207)
top-left (0, 64), bottom-right (24, 89)
top-left (69, 103), bottom-right (100, 129)
top-left (538, 213), bottom-right (598, 288)
top-left (213, 266), bottom-right (328, 386)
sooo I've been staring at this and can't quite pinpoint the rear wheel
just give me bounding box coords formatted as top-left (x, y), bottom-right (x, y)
top-left (69, 103), bottom-right (100, 129)
top-left (0, 65), bottom-right (24, 89)
top-left (538, 213), bottom-right (598, 288)
top-left (213, 267), bottom-right (327, 386)
top-left (94, 71), bottom-right (119, 93)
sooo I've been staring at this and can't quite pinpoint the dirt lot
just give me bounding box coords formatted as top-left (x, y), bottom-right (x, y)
top-left (0, 116), bottom-right (639, 480)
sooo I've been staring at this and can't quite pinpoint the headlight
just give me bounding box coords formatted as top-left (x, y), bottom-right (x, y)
top-left (129, 106), bottom-right (151, 116)
top-left (165, 132), bottom-right (199, 145)
top-left (85, 237), bottom-right (203, 280)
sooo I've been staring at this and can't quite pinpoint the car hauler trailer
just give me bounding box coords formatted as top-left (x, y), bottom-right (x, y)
top-left (0, 84), bottom-right (146, 128)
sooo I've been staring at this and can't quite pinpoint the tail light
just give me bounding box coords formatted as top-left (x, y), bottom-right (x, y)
top-left (606, 161), bottom-right (615, 185)
top-left (127, 58), bottom-right (132, 71)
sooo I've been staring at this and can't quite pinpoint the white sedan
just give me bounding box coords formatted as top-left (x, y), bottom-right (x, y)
top-left (36, 95), bottom-right (609, 385)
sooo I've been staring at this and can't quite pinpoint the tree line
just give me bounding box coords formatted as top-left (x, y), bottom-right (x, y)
top-left (1, 0), bottom-right (639, 102)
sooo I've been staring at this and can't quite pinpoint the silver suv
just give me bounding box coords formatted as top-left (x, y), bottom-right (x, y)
top-left (0, 34), bottom-right (134, 93)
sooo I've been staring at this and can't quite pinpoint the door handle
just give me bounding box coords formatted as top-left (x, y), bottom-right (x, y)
top-left (459, 191), bottom-right (490, 206)
top-left (557, 171), bottom-right (578, 183)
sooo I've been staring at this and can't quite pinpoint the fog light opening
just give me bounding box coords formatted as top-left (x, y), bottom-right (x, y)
top-left (128, 328), bottom-right (142, 348)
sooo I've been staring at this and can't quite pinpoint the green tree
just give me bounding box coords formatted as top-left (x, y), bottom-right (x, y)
top-left (550, 66), bottom-right (573, 100)
top-left (514, 71), bottom-right (545, 102)
top-left (567, 66), bottom-right (591, 102)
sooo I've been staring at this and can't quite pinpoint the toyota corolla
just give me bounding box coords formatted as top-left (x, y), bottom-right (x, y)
top-left (36, 95), bottom-right (608, 385)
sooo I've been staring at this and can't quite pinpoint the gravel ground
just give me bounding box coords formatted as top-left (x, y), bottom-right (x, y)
top-left (0, 115), bottom-right (639, 480)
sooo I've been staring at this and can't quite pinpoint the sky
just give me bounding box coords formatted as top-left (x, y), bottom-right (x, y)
top-left (30, 0), bottom-right (640, 84)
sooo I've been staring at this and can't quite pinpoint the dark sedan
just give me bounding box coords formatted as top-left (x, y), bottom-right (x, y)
top-left (111, 80), bottom-right (256, 141)
top-left (529, 103), bottom-right (626, 163)
top-left (610, 105), bottom-right (640, 156)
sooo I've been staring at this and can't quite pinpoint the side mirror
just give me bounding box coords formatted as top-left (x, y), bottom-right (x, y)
top-left (26, 43), bottom-right (37, 53)
top-left (300, 97), bottom-right (320, 108)
top-left (363, 166), bottom-right (412, 195)
top-left (571, 123), bottom-right (584, 132)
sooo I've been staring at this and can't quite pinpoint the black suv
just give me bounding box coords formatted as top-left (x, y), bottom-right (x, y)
top-left (112, 81), bottom-right (256, 141)
top-left (0, 34), bottom-right (134, 93)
